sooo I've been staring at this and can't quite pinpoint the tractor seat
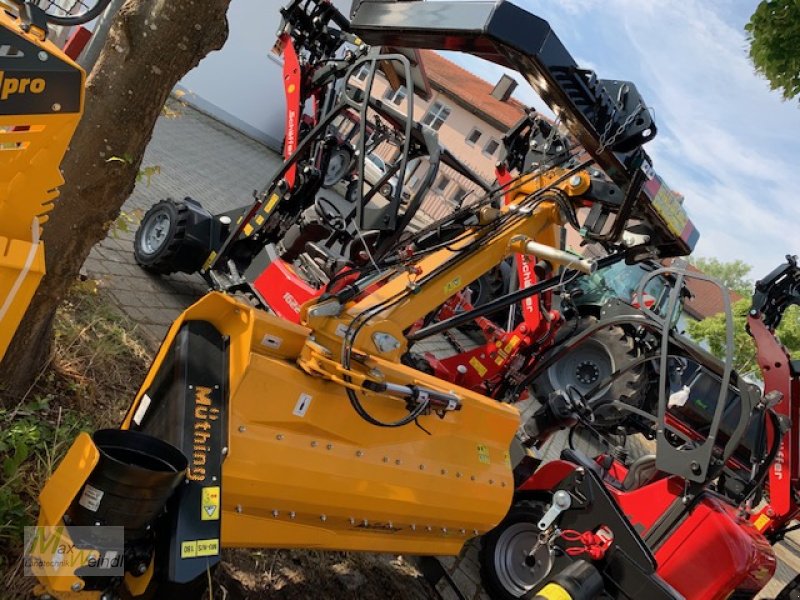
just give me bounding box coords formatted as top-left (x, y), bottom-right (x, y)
top-left (560, 448), bottom-right (658, 492)
top-left (621, 454), bottom-right (658, 491)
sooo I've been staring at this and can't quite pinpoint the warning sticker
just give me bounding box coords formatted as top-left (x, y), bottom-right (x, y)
top-left (201, 486), bottom-right (220, 521)
top-left (469, 356), bottom-right (487, 377)
top-left (78, 484), bottom-right (104, 512)
top-left (753, 513), bottom-right (770, 532)
top-left (477, 444), bottom-right (491, 465)
top-left (181, 538), bottom-right (220, 559)
top-left (293, 393), bottom-right (312, 417)
top-left (444, 276), bottom-right (462, 295)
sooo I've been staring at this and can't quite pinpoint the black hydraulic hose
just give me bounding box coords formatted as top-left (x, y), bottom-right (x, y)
top-left (407, 251), bottom-right (629, 342)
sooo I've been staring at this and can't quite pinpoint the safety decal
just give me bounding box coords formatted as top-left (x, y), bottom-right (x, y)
top-left (444, 276), bottom-right (461, 295)
top-left (78, 484), bottom-right (104, 512)
top-left (477, 444), bottom-right (490, 465)
top-left (201, 486), bottom-right (220, 521)
top-left (261, 334), bottom-right (283, 350)
top-left (469, 356), bottom-right (487, 377)
top-left (753, 513), bottom-right (770, 532)
top-left (181, 538), bottom-right (219, 559)
top-left (293, 393), bottom-right (312, 417)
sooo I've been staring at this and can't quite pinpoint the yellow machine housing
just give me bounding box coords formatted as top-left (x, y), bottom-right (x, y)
top-left (35, 160), bottom-right (590, 598)
top-left (0, 9), bottom-right (84, 358)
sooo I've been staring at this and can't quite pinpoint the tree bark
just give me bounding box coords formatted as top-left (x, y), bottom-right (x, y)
top-left (0, 0), bottom-right (232, 402)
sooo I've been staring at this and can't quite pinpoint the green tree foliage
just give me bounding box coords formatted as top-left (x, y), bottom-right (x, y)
top-left (690, 257), bottom-right (753, 297)
top-left (687, 296), bottom-right (800, 376)
top-left (745, 0), bottom-right (800, 101)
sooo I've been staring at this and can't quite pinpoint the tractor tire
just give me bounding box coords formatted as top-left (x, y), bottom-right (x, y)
top-left (531, 315), bottom-right (644, 430)
top-left (479, 499), bottom-right (549, 600)
top-left (134, 198), bottom-right (189, 275)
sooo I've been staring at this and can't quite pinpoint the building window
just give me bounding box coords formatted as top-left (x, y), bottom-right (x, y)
top-left (421, 101), bottom-right (451, 131)
top-left (483, 138), bottom-right (500, 156)
top-left (452, 185), bottom-right (468, 206)
top-left (355, 64), bottom-right (370, 81)
top-left (435, 175), bottom-right (450, 193)
top-left (466, 128), bottom-right (482, 145)
top-left (383, 85), bottom-right (407, 106)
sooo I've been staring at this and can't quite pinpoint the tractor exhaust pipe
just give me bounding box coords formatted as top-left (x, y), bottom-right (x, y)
top-left (67, 429), bottom-right (187, 530)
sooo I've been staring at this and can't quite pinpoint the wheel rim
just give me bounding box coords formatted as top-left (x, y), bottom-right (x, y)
top-left (139, 209), bottom-right (171, 255)
top-left (548, 338), bottom-right (615, 397)
top-left (324, 148), bottom-right (350, 186)
top-left (493, 522), bottom-right (550, 597)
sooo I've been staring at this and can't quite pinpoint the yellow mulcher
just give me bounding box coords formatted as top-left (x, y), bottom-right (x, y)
top-left (0, 0), bottom-right (90, 359)
top-left (19, 1), bottom-right (698, 599)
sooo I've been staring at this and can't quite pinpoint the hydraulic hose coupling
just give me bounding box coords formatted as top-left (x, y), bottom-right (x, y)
top-left (67, 429), bottom-right (188, 530)
top-left (508, 236), bottom-right (596, 275)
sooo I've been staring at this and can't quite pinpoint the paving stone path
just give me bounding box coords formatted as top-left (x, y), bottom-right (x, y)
top-left (81, 102), bottom-right (281, 344)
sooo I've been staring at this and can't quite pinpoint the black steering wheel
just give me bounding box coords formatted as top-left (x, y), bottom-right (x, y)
top-left (314, 196), bottom-right (346, 232)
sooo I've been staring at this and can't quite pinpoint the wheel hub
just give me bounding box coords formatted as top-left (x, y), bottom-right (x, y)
top-left (493, 523), bottom-right (552, 596)
top-left (140, 211), bottom-right (170, 255)
top-left (575, 360), bottom-right (601, 385)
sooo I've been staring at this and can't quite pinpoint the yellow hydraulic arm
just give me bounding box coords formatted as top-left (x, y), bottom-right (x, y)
top-left (0, 8), bottom-right (84, 358)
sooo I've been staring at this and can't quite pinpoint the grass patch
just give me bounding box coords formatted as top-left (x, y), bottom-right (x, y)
top-left (0, 280), bottom-right (152, 596)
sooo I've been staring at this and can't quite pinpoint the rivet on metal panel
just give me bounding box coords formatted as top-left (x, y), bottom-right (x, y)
top-left (356, 450), bottom-right (364, 457)
top-left (471, 475), bottom-right (476, 481)
top-left (383, 456), bottom-right (389, 463)
top-left (440, 469), bottom-right (447, 475)
top-left (349, 517), bottom-right (356, 525)
top-left (320, 515), bottom-right (327, 522)
top-left (426, 526), bottom-right (432, 532)
top-left (238, 425), bottom-right (246, 433)
top-left (419, 464), bottom-right (425, 470)
top-left (272, 510), bottom-right (279, 518)
top-left (363, 519), bottom-right (369, 526)
top-left (236, 505), bottom-right (243, 513)
top-left (395, 459), bottom-right (401, 465)
top-left (456, 472), bottom-right (462, 478)
top-left (290, 512), bottom-right (296, 520)
top-left (327, 443), bottom-right (333, 450)
top-left (311, 441), bottom-right (318, 447)
top-left (276, 434), bottom-right (284, 441)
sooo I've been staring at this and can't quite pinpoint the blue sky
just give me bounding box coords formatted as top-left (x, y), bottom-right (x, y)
top-left (442, 0), bottom-right (799, 278)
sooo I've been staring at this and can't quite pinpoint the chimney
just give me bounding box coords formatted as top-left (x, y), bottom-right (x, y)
top-left (491, 74), bottom-right (518, 102)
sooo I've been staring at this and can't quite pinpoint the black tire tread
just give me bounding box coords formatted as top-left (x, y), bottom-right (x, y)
top-left (531, 315), bottom-right (645, 429)
top-left (134, 198), bottom-right (190, 275)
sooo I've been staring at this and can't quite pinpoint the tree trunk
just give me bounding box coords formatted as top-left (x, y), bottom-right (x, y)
top-left (0, 0), bottom-right (232, 402)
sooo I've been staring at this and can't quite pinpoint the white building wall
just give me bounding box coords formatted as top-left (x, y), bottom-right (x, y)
top-left (177, 0), bottom-right (351, 149)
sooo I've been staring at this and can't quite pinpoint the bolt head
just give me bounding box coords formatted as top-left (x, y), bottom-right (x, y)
top-left (71, 582), bottom-right (82, 592)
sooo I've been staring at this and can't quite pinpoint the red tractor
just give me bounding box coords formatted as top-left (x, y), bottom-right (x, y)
top-left (479, 257), bottom-right (800, 599)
